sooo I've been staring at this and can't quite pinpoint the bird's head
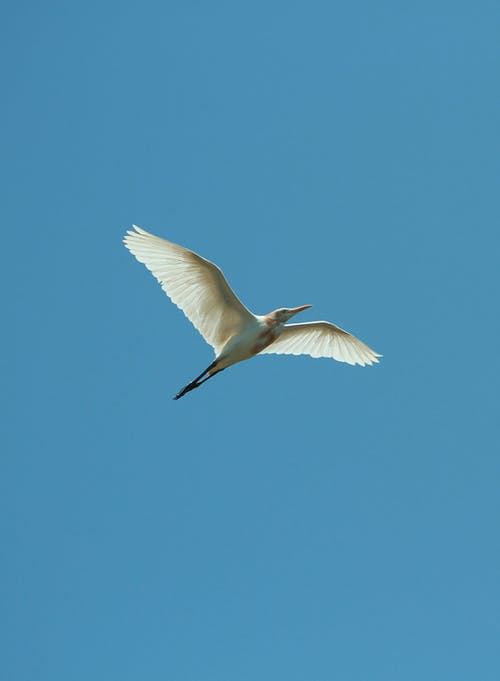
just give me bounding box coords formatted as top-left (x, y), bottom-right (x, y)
top-left (269, 305), bottom-right (312, 325)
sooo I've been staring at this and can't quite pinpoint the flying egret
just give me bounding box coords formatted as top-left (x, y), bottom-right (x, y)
top-left (124, 225), bottom-right (382, 400)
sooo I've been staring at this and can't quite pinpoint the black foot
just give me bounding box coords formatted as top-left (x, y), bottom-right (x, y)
top-left (173, 364), bottom-right (223, 401)
top-left (173, 380), bottom-right (199, 400)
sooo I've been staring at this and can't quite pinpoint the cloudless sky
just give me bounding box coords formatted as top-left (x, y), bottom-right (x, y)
top-left (3, 1), bottom-right (500, 680)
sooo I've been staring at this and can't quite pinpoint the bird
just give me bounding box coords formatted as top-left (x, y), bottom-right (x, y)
top-left (123, 225), bottom-right (381, 399)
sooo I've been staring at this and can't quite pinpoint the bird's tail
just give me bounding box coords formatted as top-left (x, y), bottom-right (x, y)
top-left (173, 360), bottom-right (222, 400)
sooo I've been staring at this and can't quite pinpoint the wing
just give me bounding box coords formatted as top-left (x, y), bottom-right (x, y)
top-left (123, 225), bottom-right (255, 354)
top-left (260, 321), bottom-right (381, 366)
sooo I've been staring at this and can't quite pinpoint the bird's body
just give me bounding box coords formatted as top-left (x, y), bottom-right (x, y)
top-left (214, 316), bottom-right (278, 370)
top-left (123, 225), bottom-right (381, 399)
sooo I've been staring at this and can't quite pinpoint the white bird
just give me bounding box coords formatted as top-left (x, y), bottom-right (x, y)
top-left (124, 225), bottom-right (382, 399)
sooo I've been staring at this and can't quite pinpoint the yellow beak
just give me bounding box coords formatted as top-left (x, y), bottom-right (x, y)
top-left (289, 304), bottom-right (312, 316)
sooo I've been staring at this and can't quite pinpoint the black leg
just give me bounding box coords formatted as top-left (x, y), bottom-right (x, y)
top-left (173, 362), bottom-right (222, 400)
top-left (190, 360), bottom-right (217, 385)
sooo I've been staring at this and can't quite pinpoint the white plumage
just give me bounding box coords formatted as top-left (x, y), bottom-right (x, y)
top-left (260, 321), bottom-right (379, 366)
top-left (124, 225), bottom-right (381, 399)
top-left (123, 225), bottom-right (254, 355)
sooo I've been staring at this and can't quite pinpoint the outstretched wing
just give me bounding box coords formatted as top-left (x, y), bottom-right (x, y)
top-left (124, 225), bottom-right (254, 354)
top-left (260, 321), bottom-right (381, 366)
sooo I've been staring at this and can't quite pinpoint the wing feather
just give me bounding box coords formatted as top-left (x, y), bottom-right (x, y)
top-left (260, 321), bottom-right (381, 367)
top-left (123, 225), bottom-right (254, 353)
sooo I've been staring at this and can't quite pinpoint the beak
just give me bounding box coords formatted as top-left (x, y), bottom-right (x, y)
top-left (289, 304), bottom-right (312, 317)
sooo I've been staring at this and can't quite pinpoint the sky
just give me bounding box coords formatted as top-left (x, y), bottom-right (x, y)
top-left (2, 1), bottom-right (500, 679)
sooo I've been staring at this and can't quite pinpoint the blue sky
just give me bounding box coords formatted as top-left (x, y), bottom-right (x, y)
top-left (3, 1), bottom-right (499, 679)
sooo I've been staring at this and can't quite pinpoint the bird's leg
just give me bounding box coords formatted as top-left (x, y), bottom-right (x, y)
top-left (173, 370), bottom-right (223, 400)
top-left (173, 360), bottom-right (221, 400)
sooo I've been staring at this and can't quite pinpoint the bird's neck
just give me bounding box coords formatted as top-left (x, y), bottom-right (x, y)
top-left (263, 314), bottom-right (278, 329)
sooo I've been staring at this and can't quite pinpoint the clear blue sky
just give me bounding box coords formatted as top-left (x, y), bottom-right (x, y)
top-left (3, 1), bottom-right (499, 680)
